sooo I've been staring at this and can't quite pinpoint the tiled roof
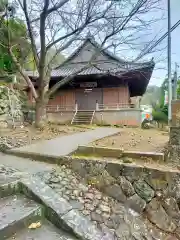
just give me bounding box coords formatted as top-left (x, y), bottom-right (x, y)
top-left (26, 67), bottom-right (109, 78)
top-left (26, 36), bottom-right (155, 78)
top-left (26, 61), bottom-right (154, 78)
top-left (56, 37), bottom-right (154, 69)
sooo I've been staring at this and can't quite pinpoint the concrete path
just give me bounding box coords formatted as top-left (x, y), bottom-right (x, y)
top-left (9, 127), bottom-right (120, 158)
top-left (0, 153), bottom-right (55, 174)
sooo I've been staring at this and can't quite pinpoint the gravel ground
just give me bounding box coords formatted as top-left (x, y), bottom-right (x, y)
top-left (0, 124), bottom-right (90, 149)
top-left (91, 128), bottom-right (169, 153)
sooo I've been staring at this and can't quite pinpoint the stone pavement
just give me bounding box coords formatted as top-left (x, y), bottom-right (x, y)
top-left (9, 127), bottom-right (120, 158)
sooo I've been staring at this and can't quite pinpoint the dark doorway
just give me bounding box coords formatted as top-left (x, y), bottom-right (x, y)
top-left (75, 88), bottom-right (102, 110)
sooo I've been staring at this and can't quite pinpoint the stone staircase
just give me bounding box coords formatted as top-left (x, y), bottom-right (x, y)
top-left (0, 169), bottom-right (104, 240)
top-left (71, 110), bottom-right (95, 125)
top-left (1, 195), bottom-right (76, 240)
top-left (0, 191), bottom-right (77, 240)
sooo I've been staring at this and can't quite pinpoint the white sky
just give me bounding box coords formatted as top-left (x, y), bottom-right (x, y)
top-left (68, 0), bottom-right (180, 87)
top-left (15, 0), bottom-right (180, 87)
top-left (140, 0), bottom-right (180, 86)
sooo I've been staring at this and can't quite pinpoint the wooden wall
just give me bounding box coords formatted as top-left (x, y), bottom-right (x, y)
top-left (48, 90), bottom-right (75, 107)
top-left (103, 86), bottom-right (130, 107)
top-left (28, 86), bottom-right (130, 109)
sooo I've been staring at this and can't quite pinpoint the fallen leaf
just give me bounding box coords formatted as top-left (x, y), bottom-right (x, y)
top-left (28, 221), bottom-right (41, 229)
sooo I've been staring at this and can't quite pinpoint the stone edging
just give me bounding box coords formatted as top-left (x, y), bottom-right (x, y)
top-left (0, 181), bottom-right (19, 198)
top-left (0, 174), bottom-right (110, 240)
top-left (6, 149), bottom-right (62, 162)
top-left (18, 176), bottom-right (109, 240)
top-left (75, 145), bottom-right (164, 161)
top-left (6, 145), bottom-right (164, 164)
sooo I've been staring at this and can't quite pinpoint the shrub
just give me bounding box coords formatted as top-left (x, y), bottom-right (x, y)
top-left (152, 109), bottom-right (168, 123)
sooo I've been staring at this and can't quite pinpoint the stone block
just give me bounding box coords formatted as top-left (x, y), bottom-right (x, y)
top-left (19, 177), bottom-right (72, 216)
top-left (77, 145), bottom-right (123, 158)
top-left (0, 180), bottom-right (19, 198)
top-left (115, 219), bottom-right (131, 238)
top-left (86, 171), bottom-right (115, 190)
top-left (106, 162), bottom-right (123, 178)
top-left (168, 145), bottom-right (180, 164)
top-left (61, 209), bottom-right (103, 240)
top-left (170, 127), bottom-right (180, 145)
top-left (117, 176), bottom-right (135, 197)
top-left (121, 165), bottom-right (146, 183)
top-left (133, 179), bottom-right (154, 202)
top-left (145, 169), bottom-right (169, 190)
top-left (104, 184), bottom-right (126, 202)
top-left (160, 197), bottom-right (180, 223)
top-left (126, 194), bottom-right (146, 213)
top-left (146, 198), bottom-right (177, 233)
top-left (71, 160), bottom-right (87, 177)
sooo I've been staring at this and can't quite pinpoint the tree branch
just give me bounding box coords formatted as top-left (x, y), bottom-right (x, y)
top-left (46, 0), bottom-right (152, 97)
top-left (9, 45), bottom-right (38, 99)
top-left (47, 0), bottom-right (69, 15)
top-left (47, 37), bottom-right (110, 97)
top-left (38, 0), bottom-right (50, 92)
top-left (46, 27), bottom-right (81, 50)
top-left (19, 0), bottom-right (39, 68)
top-left (47, 63), bottom-right (92, 97)
top-left (46, 33), bottom-right (80, 71)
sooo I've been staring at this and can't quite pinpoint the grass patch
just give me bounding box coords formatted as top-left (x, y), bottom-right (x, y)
top-left (74, 124), bottom-right (97, 130)
top-left (71, 153), bottom-right (103, 159)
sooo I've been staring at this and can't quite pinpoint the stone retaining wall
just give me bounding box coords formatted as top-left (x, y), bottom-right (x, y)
top-left (167, 126), bottom-right (180, 164)
top-left (172, 100), bottom-right (180, 126)
top-left (59, 156), bottom-right (180, 236)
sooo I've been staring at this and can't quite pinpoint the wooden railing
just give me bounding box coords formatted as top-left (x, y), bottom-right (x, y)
top-left (46, 105), bottom-right (76, 112)
top-left (90, 110), bottom-right (95, 124)
top-left (97, 103), bottom-right (135, 110)
top-left (46, 102), bottom-right (136, 112)
top-left (71, 109), bottom-right (78, 124)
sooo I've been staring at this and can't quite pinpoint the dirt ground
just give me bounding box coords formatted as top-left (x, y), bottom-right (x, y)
top-left (90, 128), bottom-right (169, 152)
top-left (0, 123), bottom-right (90, 148)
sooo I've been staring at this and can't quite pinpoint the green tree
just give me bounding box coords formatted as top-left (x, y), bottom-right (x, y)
top-left (152, 77), bottom-right (168, 124)
top-left (176, 77), bottom-right (180, 99)
top-left (0, 0), bottom-right (7, 14)
top-left (0, 15), bottom-right (32, 74)
top-left (159, 77), bottom-right (168, 108)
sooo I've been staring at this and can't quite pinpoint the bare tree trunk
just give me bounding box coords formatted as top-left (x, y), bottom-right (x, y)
top-left (35, 72), bottom-right (50, 127)
top-left (35, 97), bottom-right (48, 127)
